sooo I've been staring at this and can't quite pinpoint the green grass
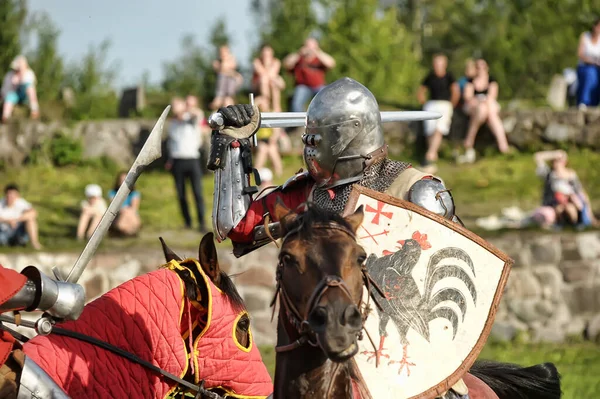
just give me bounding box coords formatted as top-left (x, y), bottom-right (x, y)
top-left (258, 339), bottom-right (600, 398)
top-left (3, 148), bottom-right (600, 252)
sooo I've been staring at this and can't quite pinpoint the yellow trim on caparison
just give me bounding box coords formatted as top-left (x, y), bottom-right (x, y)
top-left (208, 386), bottom-right (270, 399)
top-left (231, 311), bottom-right (253, 353)
top-left (163, 272), bottom-right (190, 399)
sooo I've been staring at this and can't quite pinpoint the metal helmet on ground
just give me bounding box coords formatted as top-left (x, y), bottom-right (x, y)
top-left (302, 77), bottom-right (386, 189)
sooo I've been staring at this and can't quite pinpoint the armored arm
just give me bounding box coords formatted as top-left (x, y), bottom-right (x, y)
top-left (1, 266), bottom-right (85, 321)
top-left (407, 178), bottom-right (459, 223)
top-left (207, 105), bottom-right (262, 242)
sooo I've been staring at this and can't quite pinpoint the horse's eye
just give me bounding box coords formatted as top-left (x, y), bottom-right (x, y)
top-left (237, 314), bottom-right (250, 332)
top-left (281, 253), bottom-right (296, 267)
top-left (357, 255), bottom-right (366, 265)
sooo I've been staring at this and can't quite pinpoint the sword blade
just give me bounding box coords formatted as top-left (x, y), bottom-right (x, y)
top-left (209, 110), bottom-right (441, 130)
top-left (64, 105), bottom-right (171, 284)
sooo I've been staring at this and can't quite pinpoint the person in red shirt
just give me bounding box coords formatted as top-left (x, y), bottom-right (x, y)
top-left (283, 38), bottom-right (336, 112)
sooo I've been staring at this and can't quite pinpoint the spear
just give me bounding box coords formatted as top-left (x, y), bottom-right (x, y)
top-left (62, 105), bottom-right (171, 284)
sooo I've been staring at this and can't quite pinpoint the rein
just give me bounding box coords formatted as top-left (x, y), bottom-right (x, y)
top-left (270, 221), bottom-right (386, 353)
top-left (2, 312), bottom-right (225, 399)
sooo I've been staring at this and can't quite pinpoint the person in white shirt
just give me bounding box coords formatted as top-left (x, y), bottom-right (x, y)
top-left (577, 18), bottom-right (600, 108)
top-left (1, 55), bottom-right (40, 122)
top-left (76, 184), bottom-right (108, 241)
top-left (166, 97), bottom-right (207, 232)
top-left (0, 184), bottom-right (42, 249)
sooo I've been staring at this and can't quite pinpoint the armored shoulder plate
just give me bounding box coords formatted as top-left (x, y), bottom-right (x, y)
top-left (282, 170), bottom-right (312, 191)
top-left (408, 178), bottom-right (455, 220)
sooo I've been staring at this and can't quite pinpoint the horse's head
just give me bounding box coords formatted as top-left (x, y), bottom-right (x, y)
top-left (160, 233), bottom-right (251, 350)
top-left (272, 199), bottom-right (367, 362)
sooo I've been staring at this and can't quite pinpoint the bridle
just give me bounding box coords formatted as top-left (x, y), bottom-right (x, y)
top-left (270, 220), bottom-right (386, 353)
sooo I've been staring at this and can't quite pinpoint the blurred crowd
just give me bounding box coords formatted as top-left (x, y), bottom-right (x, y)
top-left (1, 23), bottom-right (599, 250)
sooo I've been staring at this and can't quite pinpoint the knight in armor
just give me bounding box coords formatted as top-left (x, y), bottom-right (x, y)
top-left (208, 77), bottom-right (468, 398)
top-left (209, 77), bottom-right (457, 254)
top-left (0, 264), bottom-right (84, 398)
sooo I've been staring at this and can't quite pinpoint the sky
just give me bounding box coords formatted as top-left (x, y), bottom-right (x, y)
top-left (28, 0), bottom-right (257, 88)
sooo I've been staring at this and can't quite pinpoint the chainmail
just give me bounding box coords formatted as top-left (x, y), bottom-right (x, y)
top-left (312, 158), bottom-right (411, 213)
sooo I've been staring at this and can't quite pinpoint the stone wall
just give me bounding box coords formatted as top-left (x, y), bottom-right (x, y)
top-left (2, 107), bottom-right (600, 167)
top-left (3, 231), bottom-right (600, 345)
top-left (486, 231), bottom-right (600, 343)
top-left (0, 245), bottom-right (280, 347)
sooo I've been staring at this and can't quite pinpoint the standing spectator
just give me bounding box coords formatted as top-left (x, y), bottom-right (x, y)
top-left (76, 184), bottom-right (107, 241)
top-left (253, 96), bottom-right (283, 177)
top-left (252, 44), bottom-right (286, 112)
top-left (283, 38), bottom-right (336, 113)
top-left (417, 54), bottom-right (460, 173)
top-left (108, 172), bottom-right (142, 236)
top-left (0, 184), bottom-right (42, 249)
top-left (576, 18), bottom-right (600, 109)
top-left (186, 95), bottom-right (211, 173)
top-left (458, 58), bottom-right (510, 164)
top-left (1, 55), bottom-right (39, 123)
top-left (166, 97), bottom-right (207, 232)
top-left (210, 45), bottom-right (243, 110)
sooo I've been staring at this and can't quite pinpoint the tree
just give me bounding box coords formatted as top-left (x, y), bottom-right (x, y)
top-left (161, 18), bottom-right (234, 106)
top-left (415, 0), bottom-right (600, 100)
top-left (26, 12), bottom-right (65, 101)
top-left (251, 0), bottom-right (317, 60)
top-left (320, 0), bottom-right (422, 106)
top-left (161, 34), bottom-right (210, 99)
top-left (0, 0), bottom-right (27, 73)
top-left (63, 39), bottom-right (119, 119)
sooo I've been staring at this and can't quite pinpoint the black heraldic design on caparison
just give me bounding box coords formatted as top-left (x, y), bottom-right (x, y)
top-left (362, 231), bottom-right (477, 375)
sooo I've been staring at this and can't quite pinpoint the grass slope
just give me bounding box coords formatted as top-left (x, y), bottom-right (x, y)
top-left (2, 149), bottom-right (600, 251)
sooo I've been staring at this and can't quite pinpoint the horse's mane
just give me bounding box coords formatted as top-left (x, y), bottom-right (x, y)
top-left (285, 202), bottom-right (353, 239)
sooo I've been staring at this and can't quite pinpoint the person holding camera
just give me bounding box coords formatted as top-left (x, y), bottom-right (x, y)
top-left (283, 37), bottom-right (336, 113)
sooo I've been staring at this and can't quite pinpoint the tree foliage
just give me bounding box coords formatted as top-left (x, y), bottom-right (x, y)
top-left (26, 12), bottom-right (64, 101)
top-left (251, 0), bottom-right (317, 60)
top-left (0, 0), bottom-right (27, 73)
top-left (161, 18), bottom-right (233, 105)
top-left (320, 0), bottom-right (422, 105)
top-left (63, 39), bottom-right (119, 120)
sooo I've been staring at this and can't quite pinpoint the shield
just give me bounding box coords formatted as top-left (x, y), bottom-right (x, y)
top-left (343, 185), bottom-right (513, 399)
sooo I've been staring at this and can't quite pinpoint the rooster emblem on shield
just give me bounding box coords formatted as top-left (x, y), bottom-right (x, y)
top-left (362, 231), bottom-right (477, 376)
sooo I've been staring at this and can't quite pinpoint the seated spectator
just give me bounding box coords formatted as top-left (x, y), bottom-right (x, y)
top-left (108, 171), bottom-right (141, 236)
top-left (457, 58), bottom-right (477, 106)
top-left (457, 58), bottom-right (509, 164)
top-left (0, 184), bottom-right (42, 249)
top-left (534, 150), bottom-right (597, 229)
top-left (253, 96), bottom-right (283, 178)
top-left (1, 55), bottom-right (39, 123)
top-left (283, 37), bottom-right (336, 113)
top-left (576, 18), bottom-right (600, 109)
top-left (76, 184), bottom-right (107, 241)
top-left (417, 54), bottom-right (459, 173)
top-left (252, 44), bottom-right (286, 112)
top-left (210, 45), bottom-right (243, 110)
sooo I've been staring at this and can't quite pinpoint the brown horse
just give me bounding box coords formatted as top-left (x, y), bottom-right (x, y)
top-left (269, 200), bottom-right (562, 399)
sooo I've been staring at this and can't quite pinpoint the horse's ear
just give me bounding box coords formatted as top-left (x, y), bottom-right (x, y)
top-left (273, 197), bottom-right (298, 233)
top-left (345, 205), bottom-right (364, 233)
top-left (159, 237), bottom-right (183, 262)
top-left (199, 232), bottom-right (221, 286)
